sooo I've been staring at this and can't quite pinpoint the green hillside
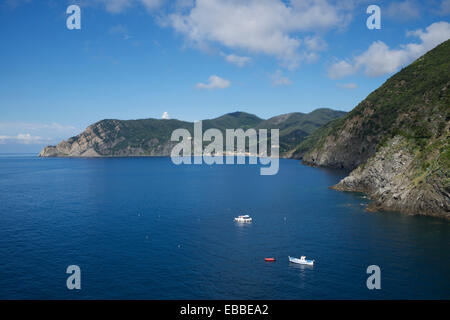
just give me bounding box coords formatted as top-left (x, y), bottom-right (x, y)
top-left (297, 39), bottom-right (450, 218)
top-left (42, 108), bottom-right (346, 157)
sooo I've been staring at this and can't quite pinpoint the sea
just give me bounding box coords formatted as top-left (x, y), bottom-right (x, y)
top-left (0, 155), bottom-right (449, 299)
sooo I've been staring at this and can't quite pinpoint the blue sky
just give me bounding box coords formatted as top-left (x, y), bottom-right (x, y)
top-left (0, 0), bottom-right (449, 152)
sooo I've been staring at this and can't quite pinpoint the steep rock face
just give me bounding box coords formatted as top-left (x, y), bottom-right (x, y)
top-left (301, 107), bottom-right (379, 169)
top-left (298, 39), bottom-right (450, 218)
top-left (39, 124), bottom-right (105, 157)
top-left (333, 136), bottom-right (449, 219)
top-left (38, 120), bottom-right (179, 157)
top-left (301, 40), bottom-right (450, 171)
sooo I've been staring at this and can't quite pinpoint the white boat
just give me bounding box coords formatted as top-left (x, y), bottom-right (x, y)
top-left (234, 214), bottom-right (252, 223)
top-left (289, 256), bottom-right (314, 266)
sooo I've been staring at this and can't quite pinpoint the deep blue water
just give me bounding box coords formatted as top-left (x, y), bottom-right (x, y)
top-left (0, 155), bottom-right (449, 299)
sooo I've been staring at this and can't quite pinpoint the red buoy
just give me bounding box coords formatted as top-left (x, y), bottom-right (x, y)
top-left (264, 258), bottom-right (275, 262)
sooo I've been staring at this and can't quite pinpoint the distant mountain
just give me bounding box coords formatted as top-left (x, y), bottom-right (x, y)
top-left (257, 108), bottom-right (347, 155)
top-left (296, 40), bottom-right (450, 219)
top-left (203, 111), bottom-right (263, 130)
top-left (39, 108), bottom-right (346, 158)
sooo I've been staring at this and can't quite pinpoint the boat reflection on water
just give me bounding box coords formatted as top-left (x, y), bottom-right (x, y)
top-left (288, 262), bottom-right (314, 270)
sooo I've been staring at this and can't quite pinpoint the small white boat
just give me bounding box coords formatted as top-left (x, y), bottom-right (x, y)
top-left (289, 256), bottom-right (314, 266)
top-left (234, 214), bottom-right (252, 223)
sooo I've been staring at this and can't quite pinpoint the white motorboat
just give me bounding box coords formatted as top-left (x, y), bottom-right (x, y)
top-left (234, 215), bottom-right (252, 223)
top-left (288, 256), bottom-right (314, 266)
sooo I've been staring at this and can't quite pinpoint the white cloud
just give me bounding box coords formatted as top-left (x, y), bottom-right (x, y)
top-left (328, 21), bottom-right (450, 78)
top-left (336, 82), bottom-right (357, 89)
top-left (0, 122), bottom-right (78, 146)
top-left (92, 0), bottom-right (356, 68)
top-left (141, 0), bottom-right (164, 11)
top-left (328, 60), bottom-right (355, 79)
top-left (161, 111), bottom-right (170, 119)
top-left (223, 53), bottom-right (252, 67)
top-left (271, 70), bottom-right (292, 86)
top-left (196, 75), bottom-right (231, 90)
top-left (175, 0), bottom-right (194, 11)
top-left (96, 0), bottom-right (163, 13)
top-left (0, 133), bottom-right (51, 145)
top-left (304, 36), bottom-right (328, 52)
top-left (385, 1), bottom-right (420, 21)
top-left (167, 0), bottom-right (349, 69)
top-left (0, 122), bottom-right (76, 132)
top-left (97, 0), bottom-right (133, 13)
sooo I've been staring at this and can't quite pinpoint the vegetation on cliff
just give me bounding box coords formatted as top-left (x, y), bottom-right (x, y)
top-left (297, 39), bottom-right (450, 218)
top-left (298, 40), bottom-right (449, 167)
top-left (39, 109), bottom-right (346, 158)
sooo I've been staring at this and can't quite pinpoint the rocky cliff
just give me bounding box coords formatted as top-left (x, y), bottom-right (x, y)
top-left (333, 136), bottom-right (449, 218)
top-left (297, 39), bottom-right (450, 219)
top-left (39, 119), bottom-right (187, 157)
top-left (39, 109), bottom-right (346, 158)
